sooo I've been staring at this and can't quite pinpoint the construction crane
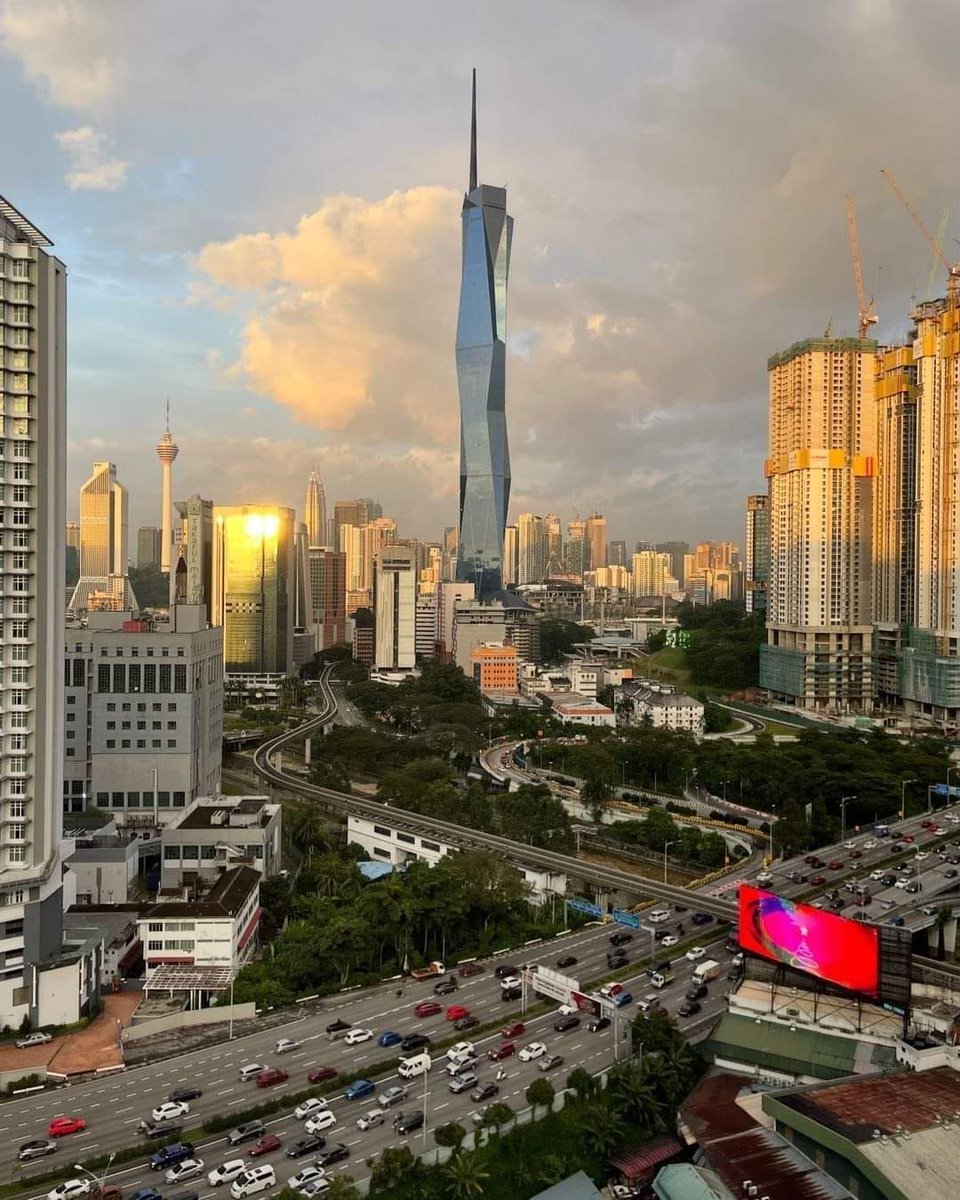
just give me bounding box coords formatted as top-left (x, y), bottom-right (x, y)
top-left (845, 194), bottom-right (878, 339)
top-left (880, 168), bottom-right (960, 299)
top-left (926, 207), bottom-right (950, 301)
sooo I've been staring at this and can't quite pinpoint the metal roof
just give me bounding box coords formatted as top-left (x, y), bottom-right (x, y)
top-left (145, 964), bottom-right (235, 992)
top-left (0, 196), bottom-right (53, 247)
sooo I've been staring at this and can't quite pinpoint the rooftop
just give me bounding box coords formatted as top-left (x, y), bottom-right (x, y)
top-left (529, 1171), bottom-right (604, 1200)
top-left (0, 194), bottom-right (53, 246)
top-left (172, 796), bottom-right (274, 829)
top-left (144, 864), bottom-right (260, 919)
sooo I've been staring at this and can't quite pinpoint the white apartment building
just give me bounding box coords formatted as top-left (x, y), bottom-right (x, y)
top-left (415, 592), bottom-right (438, 661)
top-left (0, 196), bottom-right (71, 1028)
top-left (160, 795), bottom-right (282, 888)
top-left (551, 696), bottom-right (616, 727)
top-left (619, 682), bottom-right (705, 738)
top-left (63, 605), bottom-right (223, 826)
top-left (138, 864), bottom-right (261, 971)
top-left (374, 543), bottom-right (416, 670)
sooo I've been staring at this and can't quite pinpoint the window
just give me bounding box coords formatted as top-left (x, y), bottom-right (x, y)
top-left (127, 792), bottom-right (140, 807)
top-left (174, 664), bottom-right (187, 692)
top-left (143, 664), bottom-right (156, 692)
top-left (152, 721), bottom-right (161, 730)
top-left (8, 801), bottom-right (25, 819)
top-left (11, 619), bottom-right (28, 638)
top-left (111, 793), bottom-right (124, 808)
top-left (72, 658), bottom-right (84, 686)
top-left (167, 720), bottom-right (177, 730)
top-left (173, 791), bottom-right (186, 806)
top-left (136, 739), bottom-right (145, 748)
top-left (159, 664), bottom-right (171, 693)
top-left (112, 663), bottom-right (125, 692)
top-left (142, 791), bottom-right (154, 806)
top-left (158, 791), bottom-right (170, 807)
top-left (121, 739), bottom-right (130, 748)
top-left (137, 721), bottom-right (145, 730)
top-left (167, 739), bottom-right (176, 748)
top-left (106, 702), bottom-right (116, 712)
top-left (167, 702), bottom-right (176, 712)
top-left (106, 721), bottom-right (116, 730)
top-left (163, 846), bottom-right (180, 861)
top-left (106, 739), bottom-right (115, 748)
top-left (121, 720), bottom-right (131, 730)
top-left (128, 664), bottom-right (141, 692)
top-left (7, 847), bottom-right (25, 863)
top-left (11, 597), bottom-right (29, 613)
top-left (148, 940), bottom-right (163, 952)
top-left (97, 665), bottom-right (111, 692)
top-left (8, 825), bottom-right (26, 842)
top-left (152, 739), bottom-right (161, 748)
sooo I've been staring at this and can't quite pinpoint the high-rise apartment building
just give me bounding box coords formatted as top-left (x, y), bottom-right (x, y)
top-left (745, 494), bottom-right (769, 615)
top-left (544, 513), bottom-right (563, 573)
top-left (156, 410), bottom-right (178, 574)
top-left (760, 337), bottom-right (878, 711)
top-left (374, 543), bottom-right (416, 670)
top-left (137, 525), bottom-right (161, 570)
top-left (656, 541), bottom-right (688, 586)
top-left (172, 494), bottom-right (214, 620)
top-left (415, 592), bottom-right (439, 661)
top-left (333, 498), bottom-right (380, 547)
top-left (305, 469), bottom-right (327, 548)
top-left (0, 195), bottom-right (69, 1027)
top-left (292, 520), bottom-right (315, 668)
top-left (308, 547), bottom-right (346, 650)
top-left (517, 513), bottom-right (547, 584)
top-left (69, 461), bottom-right (137, 612)
top-left (585, 512), bottom-right (608, 572)
top-left (212, 505), bottom-right (295, 680)
top-left (361, 517), bottom-right (398, 593)
top-left (502, 524), bottom-right (518, 587)
top-left (565, 518), bottom-right (588, 578)
top-left (455, 73), bottom-right (512, 601)
top-left (631, 550), bottom-right (671, 597)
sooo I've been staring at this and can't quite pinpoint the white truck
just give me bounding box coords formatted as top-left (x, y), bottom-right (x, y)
top-left (649, 968), bottom-right (674, 989)
top-left (691, 959), bottom-right (721, 985)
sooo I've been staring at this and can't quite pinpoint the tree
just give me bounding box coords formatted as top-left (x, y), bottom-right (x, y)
top-left (582, 1100), bottom-right (623, 1159)
top-left (287, 805), bottom-right (326, 854)
top-left (566, 1066), bottom-right (600, 1102)
top-left (443, 1153), bottom-right (489, 1199)
top-left (318, 1180), bottom-right (360, 1200)
top-left (540, 618), bottom-right (595, 663)
top-left (367, 1146), bottom-right (426, 1195)
top-left (525, 1077), bottom-right (556, 1116)
top-left (481, 1100), bottom-right (514, 1134)
top-left (434, 1121), bottom-right (467, 1152)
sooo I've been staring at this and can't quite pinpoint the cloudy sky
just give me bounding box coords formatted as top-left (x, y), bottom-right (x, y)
top-left (2, 0), bottom-right (957, 547)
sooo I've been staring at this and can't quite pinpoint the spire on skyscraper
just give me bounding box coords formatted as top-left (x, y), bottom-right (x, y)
top-left (469, 67), bottom-right (477, 193)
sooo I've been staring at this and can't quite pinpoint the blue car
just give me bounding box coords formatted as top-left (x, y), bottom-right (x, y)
top-left (614, 991), bottom-right (633, 1008)
top-left (148, 1142), bottom-right (195, 1170)
top-left (378, 1031), bottom-right (402, 1048)
top-left (131, 1191), bottom-right (162, 1200)
top-left (344, 1078), bottom-right (375, 1101)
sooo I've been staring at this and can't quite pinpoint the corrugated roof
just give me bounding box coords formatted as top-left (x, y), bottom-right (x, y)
top-left (702, 1013), bottom-right (896, 1080)
top-left (531, 1171), bottom-right (604, 1200)
top-left (610, 1134), bottom-right (683, 1181)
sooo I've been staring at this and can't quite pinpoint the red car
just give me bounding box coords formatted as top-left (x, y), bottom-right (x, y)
top-left (256, 1068), bottom-right (288, 1088)
top-left (249, 1134), bottom-right (282, 1157)
top-left (414, 1000), bottom-right (442, 1018)
top-left (902, 834), bottom-right (915, 843)
top-left (849, 850), bottom-right (863, 859)
top-left (459, 962), bottom-right (484, 977)
top-left (501, 1021), bottom-right (525, 1038)
top-left (809, 875), bottom-right (826, 885)
top-left (445, 1004), bottom-right (470, 1021)
top-left (48, 1116), bottom-right (86, 1137)
top-left (921, 820), bottom-right (935, 829)
top-left (308, 1067), bottom-right (338, 1084)
top-left (487, 1041), bottom-right (515, 1061)
top-left (827, 860), bottom-right (844, 870)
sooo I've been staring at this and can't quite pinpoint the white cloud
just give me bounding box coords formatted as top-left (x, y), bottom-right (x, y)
top-left (55, 126), bottom-right (128, 191)
top-left (0, 0), bottom-right (118, 110)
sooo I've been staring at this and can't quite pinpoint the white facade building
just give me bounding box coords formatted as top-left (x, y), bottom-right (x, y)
top-left (138, 864), bottom-right (261, 971)
top-left (374, 544), bottom-right (416, 670)
top-left (620, 682), bottom-right (705, 738)
top-left (551, 695), bottom-right (616, 727)
top-left (160, 795), bottom-right (282, 888)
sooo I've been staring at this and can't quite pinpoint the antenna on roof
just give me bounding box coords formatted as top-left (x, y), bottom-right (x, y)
top-left (469, 68), bottom-right (478, 192)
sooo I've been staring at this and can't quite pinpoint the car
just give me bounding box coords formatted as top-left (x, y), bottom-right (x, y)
top-left (864, 839), bottom-right (878, 849)
top-left (344, 1079), bottom-right (376, 1101)
top-left (470, 1082), bottom-right (500, 1102)
top-left (830, 897), bottom-right (846, 909)
top-left (394, 1111), bottom-right (425, 1135)
top-left (455, 1015), bottom-right (480, 1032)
top-left (494, 963), bottom-right (519, 978)
top-left (315, 1143), bottom-right (350, 1167)
top-left (557, 1002), bottom-right (578, 1015)
top-left (288, 1167), bottom-right (325, 1191)
top-left (165, 1159), bottom-right (204, 1184)
top-left (307, 1066), bottom-right (338, 1084)
top-left (905, 881), bottom-right (923, 894)
top-left (356, 1109), bottom-right (386, 1131)
top-left (400, 1033), bottom-right (431, 1052)
top-left (501, 1021), bottom-right (525, 1038)
top-left (274, 1038), bottom-right (301, 1054)
top-left (325, 1019), bottom-right (351, 1035)
top-left (168, 1087), bottom-right (202, 1103)
top-left (895, 878), bottom-right (910, 889)
top-left (446, 1040), bottom-right (476, 1060)
top-left (18, 1139), bottom-right (58, 1162)
top-left (295, 1098), bottom-right (330, 1121)
top-left (414, 1000), bottom-right (442, 1018)
top-left (139, 1117), bottom-right (184, 1138)
top-left (606, 952), bottom-right (628, 967)
top-left (882, 874), bottom-right (898, 886)
top-left (447, 1054), bottom-right (479, 1076)
top-left (921, 820), bottom-right (936, 829)
top-left (828, 860), bottom-right (844, 870)
top-left (378, 1086), bottom-right (408, 1109)
top-left (755, 871), bottom-right (773, 884)
top-left (149, 1143), bottom-right (196, 1170)
top-left (377, 1030), bottom-right (402, 1048)
top-left (48, 1116), bottom-right (86, 1137)
top-left (809, 875), bottom-right (826, 886)
top-left (298, 1180), bottom-right (330, 1198)
top-left (17, 1031), bottom-right (53, 1049)
top-left (587, 1016), bottom-right (611, 1033)
top-left (227, 1122), bottom-right (266, 1147)
top-left (459, 962), bottom-right (485, 977)
top-left (614, 991), bottom-right (634, 1008)
top-left (519, 1042), bottom-right (547, 1061)
top-left (449, 1072), bottom-right (479, 1094)
top-left (870, 869), bottom-right (885, 881)
top-left (47, 1181), bottom-right (91, 1200)
top-left (248, 1135), bottom-right (281, 1159)
top-left (304, 1111), bottom-right (338, 1134)
top-left (446, 1004), bottom-right (470, 1021)
top-left (660, 935), bottom-right (679, 948)
top-left (488, 1041), bottom-right (516, 1061)
top-left (498, 975), bottom-right (521, 990)
top-left (685, 946), bottom-right (706, 961)
top-left (433, 977), bottom-right (458, 995)
top-left (844, 839), bottom-right (857, 849)
top-left (921, 905), bottom-right (938, 916)
top-left (609, 932), bottom-right (633, 946)
top-left (647, 909), bottom-right (672, 923)
top-left (915, 851), bottom-right (930, 862)
top-left (131, 1191), bottom-right (162, 1200)
top-left (208, 1162), bottom-right (248, 1188)
top-left (501, 985), bottom-right (522, 1001)
top-left (344, 1028), bottom-right (373, 1045)
top-left (256, 1068), bottom-right (289, 1088)
top-left (678, 1000), bottom-right (702, 1018)
top-left (554, 1014), bottom-right (580, 1033)
top-left (947, 814), bottom-right (960, 824)
top-left (600, 982), bottom-right (623, 998)
top-left (685, 982), bottom-right (708, 1001)
top-left (804, 855), bottom-right (820, 866)
top-left (851, 848), bottom-right (863, 858)
top-left (538, 1054), bottom-right (564, 1072)
top-left (950, 857), bottom-right (960, 865)
top-left (888, 916), bottom-right (906, 926)
top-left (945, 869), bottom-right (959, 879)
top-left (556, 955), bottom-right (578, 969)
top-left (902, 834), bottom-right (916, 843)
top-left (152, 1101), bottom-right (189, 1122)
top-left (691, 912), bottom-right (713, 926)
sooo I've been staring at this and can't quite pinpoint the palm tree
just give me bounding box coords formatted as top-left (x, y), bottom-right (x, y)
top-left (582, 1101), bottom-right (622, 1160)
top-left (288, 804), bottom-right (324, 854)
top-left (444, 1153), bottom-right (489, 1199)
top-left (566, 1067), bottom-right (600, 1102)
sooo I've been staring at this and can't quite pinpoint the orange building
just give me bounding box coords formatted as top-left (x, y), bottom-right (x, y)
top-left (470, 641), bottom-right (519, 695)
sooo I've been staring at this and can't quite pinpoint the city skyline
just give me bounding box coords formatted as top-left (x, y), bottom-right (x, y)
top-left (3, 3), bottom-right (955, 545)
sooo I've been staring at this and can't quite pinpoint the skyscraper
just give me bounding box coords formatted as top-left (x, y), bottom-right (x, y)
top-left (137, 525), bottom-right (161, 569)
top-left (455, 71), bottom-right (513, 600)
top-left (172, 494), bottom-right (214, 619)
top-left (305, 468), bottom-right (326, 548)
top-left (308, 547), bottom-right (346, 649)
top-left (760, 337), bottom-right (877, 711)
top-left (156, 406), bottom-right (179, 574)
top-left (374, 543), bottom-right (417, 670)
top-left (69, 460), bottom-right (137, 611)
top-left (516, 513), bottom-right (547, 584)
top-left (502, 524), bottom-right (518, 587)
top-left (0, 194), bottom-right (68, 1027)
top-left (585, 512), bottom-right (608, 571)
top-left (744, 494), bottom-right (769, 615)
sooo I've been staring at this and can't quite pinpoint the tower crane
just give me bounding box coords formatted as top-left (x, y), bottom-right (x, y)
top-left (845, 194), bottom-right (878, 339)
top-left (925, 208), bottom-right (950, 301)
top-left (880, 168), bottom-right (960, 299)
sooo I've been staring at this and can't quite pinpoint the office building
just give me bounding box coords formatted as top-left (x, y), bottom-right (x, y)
top-left (137, 525), bottom-right (161, 570)
top-left (415, 592), bottom-right (439, 661)
top-left (744, 493), bottom-right (769, 614)
top-left (585, 512), bottom-right (608, 571)
top-left (760, 337), bottom-right (877, 711)
top-left (304, 468), bottom-right (326, 548)
top-left (565, 518), bottom-right (588, 578)
top-left (0, 194), bottom-right (70, 1029)
top-left (69, 460), bottom-right (137, 612)
top-left (437, 580), bottom-right (475, 660)
top-left (655, 540), bottom-right (688, 586)
top-left (441, 525), bottom-right (458, 582)
top-left (172, 494), bottom-right (214, 620)
top-left (292, 520), bottom-right (315, 668)
top-left (470, 641), bottom-right (519, 694)
top-left (308, 547), bottom-right (346, 649)
top-left (361, 517), bottom-right (399, 593)
top-left (138, 864), bottom-right (261, 971)
top-left (352, 606), bottom-right (375, 665)
top-left (608, 539), bottom-right (627, 569)
top-left (455, 73), bottom-right (512, 601)
top-left (156, 409), bottom-right (178, 574)
top-left (631, 550), bottom-right (671, 597)
top-left (160, 795), bottom-right (283, 888)
top-left (65, 520), bottom-right (80, 550)
top-left (212, 505), bottom-right (295, 681)
top-left (63, 606), bottom-right (223, 825)
top-left (374, 543), bottom-right (417, 670)
top-left (453, 592), bottom-right (540, 671)
top-left (333, 497), bottom-right (380, 547)
top-left (502, 523), bottom-right (518, 587)
top-left (517, 512), bottom-right (547, 584)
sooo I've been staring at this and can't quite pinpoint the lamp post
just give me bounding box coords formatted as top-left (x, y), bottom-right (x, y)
top-left (721, 779), bottom-right (731, 804)
top-left (840, 795), bottom-right (856, 843)
top-left (900, 777), bottom-right (917, 820)
top-left (663, 839), bottom-right (677, 884)
top-left (74, 1153), bottom-right (115, 1200)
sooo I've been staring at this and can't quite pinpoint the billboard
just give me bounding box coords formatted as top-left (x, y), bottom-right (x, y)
top-left (739, 886), bottom-right (880, 999)
top-left (525, 966), bottom-right (580, 1002)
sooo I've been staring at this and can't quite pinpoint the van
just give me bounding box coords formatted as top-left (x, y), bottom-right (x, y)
top-left (229, 1166), bottom-right (275, 1199)
top-left (637, 994), bottom-right (661, 1014)
top-left (397, 1052), bottom-right (432, 1079)
top-left (238, 1063), bottom-right (264, 1082)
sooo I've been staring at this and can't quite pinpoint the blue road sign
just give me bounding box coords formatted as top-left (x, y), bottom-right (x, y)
top-left (612, 908), bottom-right (641, 929)
top-left (569, 898), bottom-right (603, 918)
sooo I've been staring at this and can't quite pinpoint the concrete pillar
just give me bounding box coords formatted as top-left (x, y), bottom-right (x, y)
top-left (304, 737), bottom-right (311, 766)
top-left (927, 917), bottom-right (958, 956)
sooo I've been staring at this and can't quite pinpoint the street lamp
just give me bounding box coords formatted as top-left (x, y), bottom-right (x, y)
top-left (663, 839), bottom-right (677, 884)
top-left (900, 778), bottom-right (918, 819)
top-left (720, 780), bottom-right (731, 803)
top-left (74, 1154), bottom-right (115, 1199)
top-left (840, 796), bottom-right (856, 842)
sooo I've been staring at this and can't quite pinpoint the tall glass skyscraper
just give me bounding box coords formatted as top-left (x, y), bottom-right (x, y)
top-left (456, 72), bottom-right (512, 600)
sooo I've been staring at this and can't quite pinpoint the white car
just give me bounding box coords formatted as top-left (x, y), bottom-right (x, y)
top-left (661, 935), bottom-right (679, 948)
top-left (344, 1028), bottom-right (373, 1046)
top-left (647, 909), bottom-right (671, 923)
top-left (208, 1160), bottom-right (248, 1187)
top-left (290, 1167), bottom-right (326, 1191)
top-left (844, 840), bottom-right (857, 849)
top-left (894, 878), bottom-right (910, 889)
top-left (755, 871), bottom-right (773, 884)
top-left (165, 1158), bottom-right (204, 1185)
top-left (946, 813), bottom-right (960, 824)
top-left (356, 1108), bottom-right (386, 1131)
top-left (445, 1041), bottom-right (475, 1061)
top-left (518, 1042), bottom-right (547, 1062)
top-left (299, 1181), bottom-right (330, 1198)
top-left (275, 1038), bottom-right (301, 1054)
top-left (499, 975), bottom-right (521, 989)
top-left (294, 1097), bottom-right (329, 1121)
top-left (47, 1182), bottom-right (91, 1200)
top-left (17, 1031), bottom-right (53, 1049)
top-left (864, 839), bottom-right (878, 849)
top-left (305, 1110), bottom-right (338, 1134)
top-left (915, 851), bottom-right (929, 861)
top-left (152, 1100), bottom-right (189, 1122)
top-left (685, 946), bottom-right (706, 961)
top-left (870, 869), bottom-right (885, 881)
top-left (556, 1003), bottom-right (576, 1016)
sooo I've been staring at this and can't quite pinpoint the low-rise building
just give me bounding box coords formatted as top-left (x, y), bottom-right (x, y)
top-left (470, 642), bottom-right (519, 694)
top-left (68, 832), bottom-right (142, 904)
top-left (138, 864), bottom-right (261, 971)
top-left (160, 796), bottom-right (282, 887)
top-left (619, 681), bottom-right (705, 738)
top-left (550, 694), bottom-right (616, 727)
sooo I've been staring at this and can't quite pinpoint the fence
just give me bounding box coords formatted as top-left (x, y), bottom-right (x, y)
top-left (121, 1002), bottom-right (257, 1042)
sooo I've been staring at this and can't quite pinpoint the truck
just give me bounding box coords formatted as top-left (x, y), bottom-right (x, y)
top-left (649, 969), bottom-right (674, 989)
top-left (691, 959), bottom-right (721, 985)
top-left (409, 961), bottom-right (445, 981)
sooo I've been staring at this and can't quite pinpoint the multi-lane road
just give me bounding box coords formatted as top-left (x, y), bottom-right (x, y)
top-left (5, 919), bottom-right (738, 1197)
